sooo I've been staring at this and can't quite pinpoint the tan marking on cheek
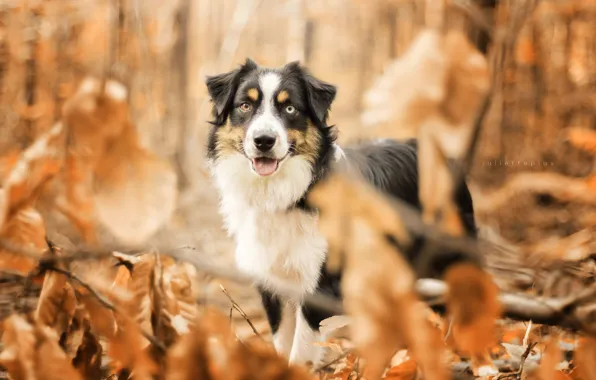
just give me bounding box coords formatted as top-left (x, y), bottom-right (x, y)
top-left (276, 90), bottom-right (289, 103)
top-left (288, 123), bottom-right (321, 164)
top-left (215, 124), bottom-right (245, 156)
top-left (247, 88), bottom-right (259, 101)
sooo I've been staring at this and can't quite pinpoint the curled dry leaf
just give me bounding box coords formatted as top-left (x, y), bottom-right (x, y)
top-left (0, 206), bottom-right (47, 275)
top-left (309, 173), bottom-right (410, 273)
top-left (35, 269), bottom-right (77, 337)
top-left (58, 77), bottom-right (177, 245)
top-left (154, 255), bottom-right (198, 344)
top-left (0, 122), bottom-right (63, 231)
top-left (362, 29), bottom-right (489, 229)
top-left (311, 174), bottom-right (447, 380)
top-left (94, 141), bottom-right (178, 247)
top-left (444, 264), bottom-right (501, 356)
top-left (113, 253), bottom-right (156, 347)
top-left (166, 308), bottom-right (313, 380)
top-left (0, 314), bottom-right (82, 380)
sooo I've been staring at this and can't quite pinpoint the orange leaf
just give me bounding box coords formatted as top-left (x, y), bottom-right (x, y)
top-left (445, 264), bottom-right (501, 355)
top-left (384, 358), bottom-right (418, 380)
top-left (566, 127), bottom-right (596, 155)
top-left (0, 206), bottom-right (47, 275)
top-left (0, 122), bottom-right (63, 231)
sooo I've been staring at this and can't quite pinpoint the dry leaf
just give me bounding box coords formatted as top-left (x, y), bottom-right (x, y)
top-left (445, 264), bottom-right (501, 356)
top-left (384, 358), bottom-right (418, 380)
top-left (0, 315), bottom-right (37, 380)
top-left (35, 269), bottom-right (77, 337)
top-left (154, 255), bottom-right (198, 344)
top-left (566, 127), bottom-right (596, 155)
top-left (0, 314), bottom-right (83, 380)
top-left (0, 206), bottom-right (47, 275)
top-left (0, 122), bottom-right (63, 231)
top-left (71, 329), bottom-right (103, 380)
top-left (58, 77), bottom-right (177, 245)
top-left (312, 174), bottom-right (448, 380)
top-left (575, 337), bottom-right (596, 380)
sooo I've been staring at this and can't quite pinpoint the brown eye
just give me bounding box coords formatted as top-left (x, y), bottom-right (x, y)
top-left (239, 102), bottom-right (252, 112)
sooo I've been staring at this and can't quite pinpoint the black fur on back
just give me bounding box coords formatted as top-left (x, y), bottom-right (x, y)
top-left (299, 137), bottom-right (479, 330)
top-left (341, 138), bottom-right (477, 236)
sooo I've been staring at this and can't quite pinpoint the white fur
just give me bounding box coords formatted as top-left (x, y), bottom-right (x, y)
top-left (244, 72), bottom-right (290, 161)
top-left (290, 308), bottom-right (325, 366)
top-left (273, 301), bottom-right (297, 358)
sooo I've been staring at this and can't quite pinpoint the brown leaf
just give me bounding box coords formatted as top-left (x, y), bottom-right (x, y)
top-left (72, 329), bottom-right (103, 380)
top-left (384, 358), bottom-right (418, 380)
top-left (311, 174), bottom-right (448, 380)
top-left (566, 127), bottom-right (596, 155)
top-left (35, 270), bottom-right (77, 337)
top-left (57, 77), bottom-right (130, 243)
top-left (575, 337), bottom-right (596, 380)
top-left (153, 255), bottom-right (198, 344)
top-left (445, 264), bottom-right (501, 356)
top-left (33, 325), bottom-right (84, 380)
top-left (534, 336), bottom-right (562, 380)
top-left (0, 122), bottom-right (63, 231)
top-left (0, 206), bottom-right (47, 275)
top-left (78, 291), bottom-right (117, 339)
top-left (0, 315), bottom-right (37, 380)
top-left (0, 314), bottom-right (83, 380)
top-left (166, 308), bottom-right (312, 380)
top-left (57, 77), bottom-right (177, 245)
top-left (93, 138), bottom-right (178, 246)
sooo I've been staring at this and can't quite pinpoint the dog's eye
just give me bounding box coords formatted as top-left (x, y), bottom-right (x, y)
top-left (239, 102), bottom-right (252, 112)
top-left (285, 105), bottom-right (297, 115)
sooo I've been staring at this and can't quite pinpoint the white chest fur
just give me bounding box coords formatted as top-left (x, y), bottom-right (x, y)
top-left (211, 153), bottom-right (328, 294)
top-left (233, 206), bottom-right (327, 294)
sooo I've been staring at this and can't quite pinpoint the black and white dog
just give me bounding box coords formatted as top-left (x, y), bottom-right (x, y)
top-left (206, 59), bottom-right (476, 366)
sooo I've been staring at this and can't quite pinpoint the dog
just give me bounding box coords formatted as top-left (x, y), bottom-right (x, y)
top-left (206, 59), bottom-right (477, 366)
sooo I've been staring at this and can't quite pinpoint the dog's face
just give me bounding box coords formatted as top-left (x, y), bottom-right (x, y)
top-left (207, 59), bottom-right (336, 175)
top-left (206, 59), bottom-right (338, 211)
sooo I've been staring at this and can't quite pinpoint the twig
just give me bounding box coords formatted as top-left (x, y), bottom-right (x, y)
top-left (518, 342), bottom-right (537, 378)
top-left (44, 265), bottom-right (167, 353)
top-left (220, 284), bottom-right (264, 340)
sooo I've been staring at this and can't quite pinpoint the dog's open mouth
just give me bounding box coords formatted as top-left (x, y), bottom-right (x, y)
top-left (252, 157), bottom-right (279, 176)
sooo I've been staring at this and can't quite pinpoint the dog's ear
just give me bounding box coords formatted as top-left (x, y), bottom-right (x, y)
top-left (287, 62), bottom-right (337, 126)
top-left (206, 58), bottom-right (258, 123)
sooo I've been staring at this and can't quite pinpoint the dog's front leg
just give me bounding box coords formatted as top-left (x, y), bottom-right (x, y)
top-left (259, 289), bottom-right (297, 358)
top-left (288, 306), bottom-right (326, 367)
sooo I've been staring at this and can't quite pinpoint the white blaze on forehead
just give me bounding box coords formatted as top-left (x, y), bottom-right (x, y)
top-left (243, 71), bottom-right (290, 160)
top-left (258, 72), bottom-right (282, 111)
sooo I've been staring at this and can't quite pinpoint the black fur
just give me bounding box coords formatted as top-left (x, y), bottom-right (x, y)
top-left (259, 287), bottom-right (282, 334)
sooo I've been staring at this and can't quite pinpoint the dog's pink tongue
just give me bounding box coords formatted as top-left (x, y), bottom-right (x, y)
top-left (253, 158), bottom-right (278, 176)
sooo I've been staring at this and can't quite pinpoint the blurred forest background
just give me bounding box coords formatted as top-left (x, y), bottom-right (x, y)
top-left (0, 0), bottom-right (595, 378)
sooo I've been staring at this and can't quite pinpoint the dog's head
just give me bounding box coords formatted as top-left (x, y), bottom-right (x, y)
top-left (206, 59), bottom-right (338, 211)
top-left (206, 59), bottom-right (337, 174)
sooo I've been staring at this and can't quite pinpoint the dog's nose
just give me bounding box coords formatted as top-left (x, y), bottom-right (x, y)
top-left (254, 134), bottom-right (277, 152)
